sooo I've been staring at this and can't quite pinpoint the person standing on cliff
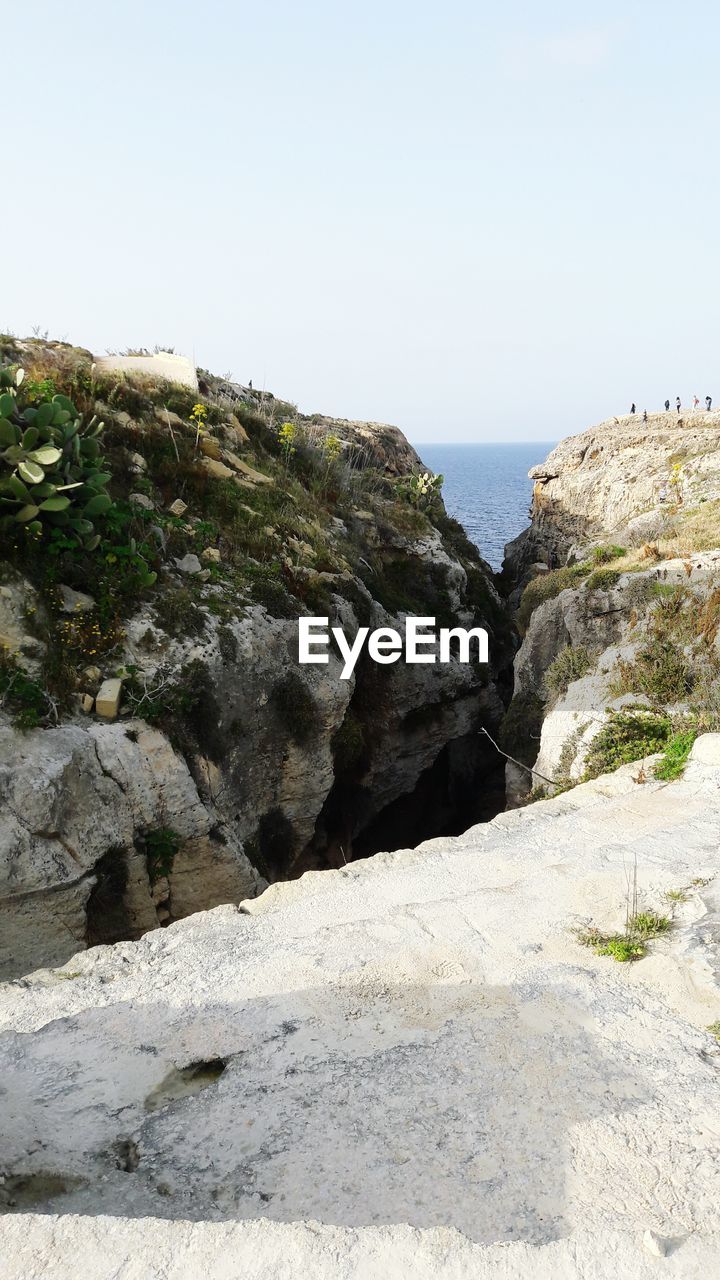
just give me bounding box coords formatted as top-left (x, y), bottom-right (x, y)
top-left (665, 400), bottom-right (670, 412)
top-left (707, 395), bottom-right (713, 411)
top-left (693, 395), bottom-right (700, 412)
top-left (630, 403), bottom-right (636, 414)
top-left (676, 397), bottom-right (682, 415)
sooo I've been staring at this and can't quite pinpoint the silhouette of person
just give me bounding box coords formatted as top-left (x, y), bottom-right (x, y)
top-left (665, 400), bottom-right (670, 412)
top-left (706, 396), bottom-right (712, 411)
top-left (630, 403), bottom-right (636, 414)
top-left (643, 410), bottom-right (648, 423)
top-left (676, 397), bottom-right (681, 415)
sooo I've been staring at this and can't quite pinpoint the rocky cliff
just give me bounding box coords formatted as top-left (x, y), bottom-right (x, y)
top-left (501, 410), bottom-right (720, 803)
top-left (1, 738), bottom-right (719, 1277)
top-left (0, 337), bottom-right (514, 978)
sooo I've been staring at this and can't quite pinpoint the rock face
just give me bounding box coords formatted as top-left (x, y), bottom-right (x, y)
top-left (1, 744), bottom-right (719, 1277)
top-left (0, 339), bottom-right (514, 977)
top-left (501, 413), bottom-right (720, 803)
top-left (505, 409), bottom-right (720, 582)
top-left (0, 720), bottom-right (263, 979)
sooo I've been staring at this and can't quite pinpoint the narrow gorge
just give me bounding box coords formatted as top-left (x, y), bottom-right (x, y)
top-left (3, 346), bottom-right (720, 1278)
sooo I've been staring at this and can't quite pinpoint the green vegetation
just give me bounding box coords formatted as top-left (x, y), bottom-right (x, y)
top-left (152, 586), bottom-right (207, 640)
top-left (142, 827), bottom-right (181, 885)
top-left (576, 911), bottom-right (670, 963)
top-left (585, 567), bottom-right (622, 591)
top-left (0, 367), bottom-right (115, 550)
top-left (583, 709), bottom-right (671, 780)
top-left (517, 563), bottom-right (589, 632)
top-left (0, 337), bottom-right (509, 757)
top-left (0, 652), bottom-right (52, 728)
top-left (591, 544), bottom-right (626, 564)
top-left (654, 730), bottom-right (697, 780)
top-left (707, 1021), bottom-right (720, 1041)
top-left (544, 644), bottom-right (592, 697)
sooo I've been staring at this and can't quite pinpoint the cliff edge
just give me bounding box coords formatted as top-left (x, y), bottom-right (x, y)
top-left (1, 740), bottom-right (719, 1277)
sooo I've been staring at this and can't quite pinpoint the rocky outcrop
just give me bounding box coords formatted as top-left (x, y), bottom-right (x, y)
top-left (524, 552), bottom-right (720, 788)
top-left (501, 413), bottom-right (720, 803)
top-left (1, 742), bottom-right (719, 1277)
top-left (0, 339), bottom-right (514, 977)
top-left (0, 718), bottom-right (264, 978)
top-left (505, 409), bottom-right (720, 583)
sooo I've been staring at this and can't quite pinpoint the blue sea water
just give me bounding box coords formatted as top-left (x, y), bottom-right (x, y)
top-left (420, 442), bottom-right (557, 572)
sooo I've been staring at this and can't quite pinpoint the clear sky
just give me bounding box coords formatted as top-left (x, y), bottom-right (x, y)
top-left (4, 1), bottom-right (719, 443)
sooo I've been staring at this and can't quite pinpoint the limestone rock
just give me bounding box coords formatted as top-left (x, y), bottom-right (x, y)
top-left (155, 407), bottom-right (186, 431)
top-left (225, 410), bottom-right (249, 444)
top-left (57, 584), bottom-right (95, 614)
top-left (0, 719), bottom-right (264, 979)
top-left (199, 436), bottom-right (223, 460)
top-left (95, 677), bottom-right (122, 720)
top-left (0, 755), bottom-right (719, 1275)
top-left (223, 452), bottom-right (274, 484)
top-left (168, 498), bottom-right (188, 516)
top-left (201, 547), bottom-right (221, 563)
top-left (129, 492), bottom-right (154, 510)
top-left (174, 553), bottom-right (203, 575)
top-left (690, 733), bottom-right (720, 766)
top-left (0, 574), bottom-right (44, 670)
top-left (505, 410), bottom-right (720, 581)
top-left (200, 457), bottom-right (235, 481)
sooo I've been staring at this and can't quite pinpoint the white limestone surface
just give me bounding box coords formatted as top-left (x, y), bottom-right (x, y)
top-left (1, 743), bottom-right (720, 1277)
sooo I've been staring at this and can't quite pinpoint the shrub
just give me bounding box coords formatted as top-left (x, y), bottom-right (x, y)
top-left (142, 827), bottom-right (180, 885)
top-left (517, 563), bottom-right (588, 631)
top-left (584, 709), bottom-right (671, 779)
top-left (591, 544), bottom-right (626, 564)
top-left (616, 635), bottom-right (692, 704)
top-left (654, 730), bottom-right (697, 780)
top-left (544, 644), bottom-right (592, 697)
top-left (576, 912), bottom-right (669, 962)
top-left (271, 673), bottom-right (321, 744)
top-left (0, 652), bottom-right (50, 728)
top-left (585, 567), bottom-right (621, 591)
top-left (153, 587), bottom-right (207, 639)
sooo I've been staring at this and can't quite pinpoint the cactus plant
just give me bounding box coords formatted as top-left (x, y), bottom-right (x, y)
top-left (0, 366), bottom-right (113, 548)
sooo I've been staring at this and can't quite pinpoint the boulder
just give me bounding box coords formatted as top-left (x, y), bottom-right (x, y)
top-left (174, 554), bottom-right (203, 576)
top-left (129, 492), bottom-right (155, 510)
top-left (201, 457), bottom-right (235, 481)
top-left (57, 584), bottom-right (96, 614)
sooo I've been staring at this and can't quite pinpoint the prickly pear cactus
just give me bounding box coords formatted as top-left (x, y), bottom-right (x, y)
top-left (0, 365), bottom-right (113, 548)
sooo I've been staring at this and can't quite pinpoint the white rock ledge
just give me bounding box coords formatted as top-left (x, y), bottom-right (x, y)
top-left (1, 743), bottom-right (720, 1278)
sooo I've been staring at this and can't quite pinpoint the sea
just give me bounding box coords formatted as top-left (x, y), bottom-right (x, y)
top-left (420, 442), bottom-right (557, 572)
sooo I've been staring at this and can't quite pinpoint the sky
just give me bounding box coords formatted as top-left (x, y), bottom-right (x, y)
top-left (4, 1), bottom-right (719, 443)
